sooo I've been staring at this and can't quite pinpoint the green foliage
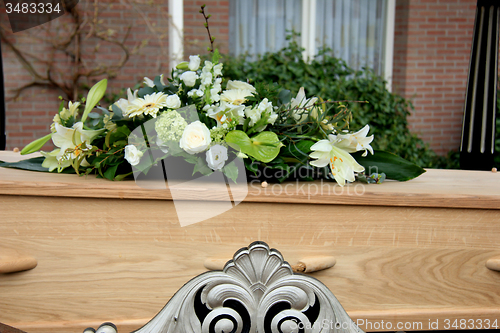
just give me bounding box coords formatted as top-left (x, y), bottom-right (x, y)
top-left (222, 36), bottom-right (443, 168)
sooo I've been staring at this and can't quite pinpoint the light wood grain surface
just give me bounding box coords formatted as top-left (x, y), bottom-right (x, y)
top-left (1, 151), bottom-right (500, 209)
top-left (1, 151), bottom-right (500, 332)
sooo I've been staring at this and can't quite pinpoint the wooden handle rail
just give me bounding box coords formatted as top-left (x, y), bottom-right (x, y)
top-left (204, 256), bottom-right (336, 273)
top-left (486, 258), bottom-right (500, 272)
top-left (0, 250), bottom-right (37, 274)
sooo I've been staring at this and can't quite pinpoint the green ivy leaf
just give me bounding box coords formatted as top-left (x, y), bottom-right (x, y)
top-left (352, 150), bottom-right (425, 181)
top-left (225, 130), bottom-right (282, 163)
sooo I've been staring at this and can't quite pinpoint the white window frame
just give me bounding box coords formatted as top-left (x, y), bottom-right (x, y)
top-left (169, 0), bottom-right (184, 71)
top-left (301, 0), bottom-right (395, 91)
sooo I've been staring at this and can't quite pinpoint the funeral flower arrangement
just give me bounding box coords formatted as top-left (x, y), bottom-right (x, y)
top-left (0, 3), bottom-right (426, 186)
top-left (6, 48), bottom-right (424, 186)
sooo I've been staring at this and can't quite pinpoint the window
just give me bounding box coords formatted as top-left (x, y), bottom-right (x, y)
top-left (229, 0), bottom-right (395, 89)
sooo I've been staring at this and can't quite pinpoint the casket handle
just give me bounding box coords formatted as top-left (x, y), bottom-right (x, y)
top-left (486, 258), bottom-right (500, 272)
top-left (0, 249), bottom-right (37, 274)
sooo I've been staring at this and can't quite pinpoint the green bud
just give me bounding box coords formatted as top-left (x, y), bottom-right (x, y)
top-left (21, 133), bottom-right (53, 155)
top-left (176, 61), bottom-right (189, 70)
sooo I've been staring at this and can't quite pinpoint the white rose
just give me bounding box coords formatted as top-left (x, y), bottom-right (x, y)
top-left (188, 55), bottom-right (201, 71)
top-left (227, 80), bottom-right (256, 93)
top-left (165, 94), bottom-right (181, 109)
top-left (124, 145), bottom-right (143, 166)
top-left (206, 144), bottom-right (228, 170)
top-left (180, 71), bottom-right (198, 87)
top-left (179, 121), bottom-right (212, 154)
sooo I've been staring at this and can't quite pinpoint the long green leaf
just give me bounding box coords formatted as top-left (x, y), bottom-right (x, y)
top-left (352, 150), bottom-right (425, 181)
top-left (20, 133), bottom-right (52, 155)
top-left (0, 157), bottom-right (76, 174)
top-left (81, 79), bottom-right (108, 123)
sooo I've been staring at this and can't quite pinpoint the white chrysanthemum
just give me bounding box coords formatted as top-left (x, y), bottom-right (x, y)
top-left (220, 89), bottom-right (253, 106)
top-left (125, 92), bottom-right (168, 118)
top-left (155, 110), bottom-right (188, 142)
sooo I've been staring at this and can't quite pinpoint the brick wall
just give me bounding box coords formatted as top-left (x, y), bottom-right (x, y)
top-left (184, 0), bottom-right (229, 57)
top-left (392, 0), bottom-right (478, 155)
top-left (1, 0), bottom-right (228, 151)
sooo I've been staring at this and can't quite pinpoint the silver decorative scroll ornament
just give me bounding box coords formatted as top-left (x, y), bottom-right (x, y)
top-left (87, 242), bottom-right (364, 333)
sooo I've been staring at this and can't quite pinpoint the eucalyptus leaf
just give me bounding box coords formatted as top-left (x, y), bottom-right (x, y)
top-left (352, 150), bottom-right (425, 181)
top-left (81, 79), bottom-right (107, 123)
top-left (111, 104), bottom-right (123, 120)
top-left (138, 86), bottom-right (155, 98)
top-left (154, 75), bottom-right (165, 90)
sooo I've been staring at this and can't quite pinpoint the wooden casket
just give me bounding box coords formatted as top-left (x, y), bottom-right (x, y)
top-left (1, 150), bottom-right (500, 332)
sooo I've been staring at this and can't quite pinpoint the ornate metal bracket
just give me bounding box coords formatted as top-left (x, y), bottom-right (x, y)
top-left (85, 242), bottom-right (364, 333)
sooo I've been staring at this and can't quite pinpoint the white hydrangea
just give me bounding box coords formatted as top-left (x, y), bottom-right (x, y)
top-left (155, 110), bottom-right (188, 142)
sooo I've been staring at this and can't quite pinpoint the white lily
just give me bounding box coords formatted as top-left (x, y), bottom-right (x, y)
top-left (336, 125), bottom-right (374, 157)
top-left (207, 102), bottom-right (245, 127)
top-left (290, 87), bottom-right (319, 123)
top-left (143, 77), bottom-right (155, 88)
top-left (51, 122), bottom-right (104, 162)
top-left (309, 134), bottom-right (365, 186)
top-left (41, 149), bottom-right (70, 172)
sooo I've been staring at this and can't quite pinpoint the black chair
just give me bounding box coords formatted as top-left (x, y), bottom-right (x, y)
top-left (460, 0), bottom-right (499, 170)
